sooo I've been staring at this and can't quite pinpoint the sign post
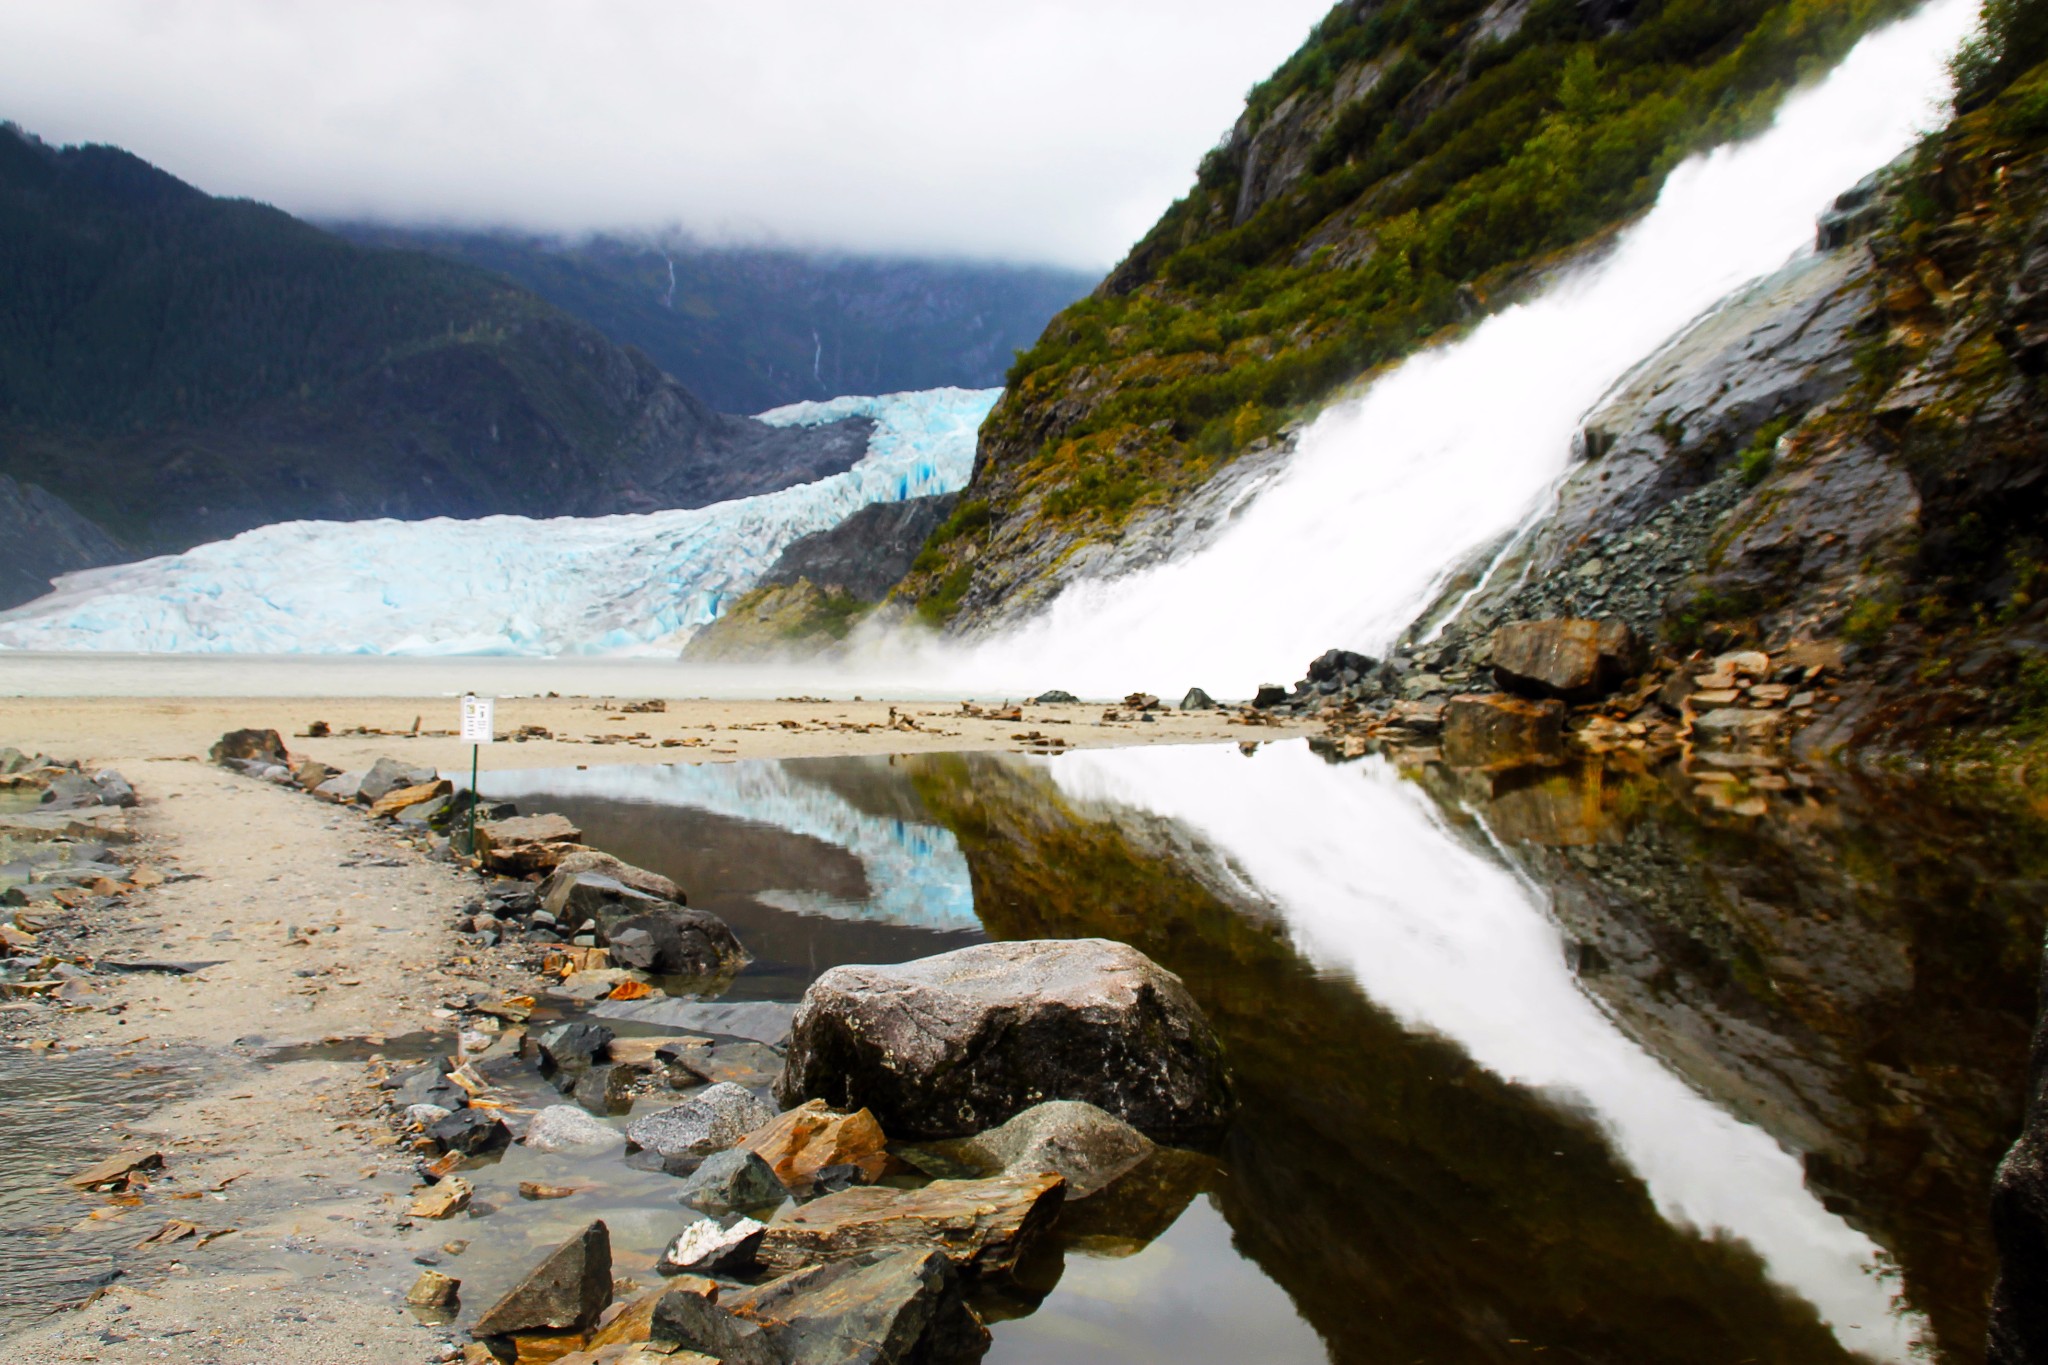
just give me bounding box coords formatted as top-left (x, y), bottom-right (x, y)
top-left (459, 694), bottom-right (495, 858)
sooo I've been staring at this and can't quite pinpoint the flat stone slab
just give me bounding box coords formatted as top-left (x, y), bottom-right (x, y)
top-left (757, 1171), bottom-right (1064, 1278)
top-left (591, 998), bottom-right (796, 1047)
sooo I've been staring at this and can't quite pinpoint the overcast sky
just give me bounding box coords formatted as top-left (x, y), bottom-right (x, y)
top-left (0, 0), bottom-right (1334, 271)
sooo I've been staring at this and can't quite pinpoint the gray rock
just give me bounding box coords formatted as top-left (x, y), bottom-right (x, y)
top-left (953, 1100), bottom-right (1155, 1198)
top-left (313, 771), bottom-right (365, 803)
top-left (1031, 689), bottom-right (1079, 705)
top-left (470, 1219), bottom-right (612, 1338)
top-left (542, 872), bottom-right (746, 977)
top-left (1251, 683), bottom-right (1288, 708)
top-left (427, 1107), bottom-right (510, 1156)
top-left (1989, 938), bottom-right (2048, 1365)
top-left (91, 769), bottom-right (136, 808)
top-left (650, 1286), bottom-right (781, 1365)
top-left (39, 772), bottom-right (108, 810)
top-left (404, 1103), bottom-right (453, 1130)
top-left (677, 1147), bottom-right (787, 1217)
top-left (1179, 687), bottom-right (1217, 711)
top-left (591, 998), bottom-right (796, 1046)
top-left (627, 1082), bottom-right (776, 1159)
top-left (572, 1061), bottom-right (646, 1116)
top-left (778, 938), bottom-right (1234, 1141)
top-left (540, 849), bottom-right (683, 904)
top-left (390, 1059), bottom-right (466, 1111)
top-left (522, 1103), bottom-right (627, 1155)
top-left (357, 756), bottom-right (437, 804)
top-left (535, 1020), bottom-right (615, 1083)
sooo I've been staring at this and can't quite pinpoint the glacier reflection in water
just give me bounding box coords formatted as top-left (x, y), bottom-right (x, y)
top-left (477, 758), bottom-right (976, 933)
top-left (1049, 740), bottom-right (1921, 1362)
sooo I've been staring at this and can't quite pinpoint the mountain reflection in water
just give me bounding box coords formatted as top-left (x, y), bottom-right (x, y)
top-left (485, 741), bottom-right (2042, 1364)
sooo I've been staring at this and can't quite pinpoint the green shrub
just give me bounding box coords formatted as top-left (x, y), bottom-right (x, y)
top-left (1843, 597), bottom-right (1900, 647)
top-left (1738, 413), bottom-right (1797, 485)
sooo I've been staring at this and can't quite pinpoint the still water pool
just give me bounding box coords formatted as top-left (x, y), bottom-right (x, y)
top-left (456, 739), bottom-right (2042, 1364)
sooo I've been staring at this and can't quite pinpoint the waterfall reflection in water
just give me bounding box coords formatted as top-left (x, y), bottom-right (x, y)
top-left (475, 742), bottom-right (2036, 1363)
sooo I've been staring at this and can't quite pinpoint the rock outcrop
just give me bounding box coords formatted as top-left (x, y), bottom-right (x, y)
top-left (777, 938), bottom-right (1233, 1140)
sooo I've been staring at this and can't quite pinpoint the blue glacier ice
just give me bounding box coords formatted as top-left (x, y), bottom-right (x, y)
top-left (0, 388), bottom-right (997, 656)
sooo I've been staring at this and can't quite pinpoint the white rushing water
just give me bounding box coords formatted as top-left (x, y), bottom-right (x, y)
top-left (946, 0), bottom-right (1975, 700)
top-left (1052, 740), bottom-right (1923, 1359)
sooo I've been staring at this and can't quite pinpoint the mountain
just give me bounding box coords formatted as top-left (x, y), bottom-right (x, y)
top-left (894, 0), bottom-right (1929, 628)
top-left (0, 124), bottom-right (876, 606)
top-left (330, 226), bottom-right (1093, 415)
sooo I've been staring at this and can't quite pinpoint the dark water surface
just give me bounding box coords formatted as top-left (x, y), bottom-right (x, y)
top-left (0, 1046), bottom-right (195, 1334)
top-left (465, 741), bottom-right (2045, 1364)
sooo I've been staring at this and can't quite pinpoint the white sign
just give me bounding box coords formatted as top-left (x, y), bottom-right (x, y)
top-left (460, 694), bottom-right (495, 744)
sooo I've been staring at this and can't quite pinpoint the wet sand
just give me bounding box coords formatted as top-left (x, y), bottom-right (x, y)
top-left (0, 694), bottom-right (1299, 779)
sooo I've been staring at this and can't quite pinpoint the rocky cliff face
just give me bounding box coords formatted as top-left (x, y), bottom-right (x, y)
top-left (896, 0), bottom-right (1919, 628)
top-left (681, 493), bottom-right (959, 661)
top-left (0, 474), bottom-right (122, 610)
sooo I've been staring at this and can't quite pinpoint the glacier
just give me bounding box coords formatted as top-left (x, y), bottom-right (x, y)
top-left (0, 387), bottom-right (997, 656)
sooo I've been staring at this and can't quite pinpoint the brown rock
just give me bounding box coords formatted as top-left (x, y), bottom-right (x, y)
top-left (1489, 619), bottom-right (1640, 702)
top-left (292, 759), bottom-right (336, 790)
top-left (475, 814), bottom-right (585, 875)
top-left (209, 728), bottom-right (287, 767)
top-left (724, 1249), bottom-right (990, 1364)
top-left (743, 1100), bottom-right (890, 1191)
top-left (1441, 694), bottom-right (1565, 770)
top-left (406, 1269), bottom-right (461, 1308)
top-left (756, 1171), bottom-right (1065, 1277)
top-left (370, 778), bottom-right (454, 818)
top-left (472, 1219), bottom-right (614, 1339)
top-left (63, 1149), bottom-right (162, 1190)
top-left (410, 1176), bottom-right (472, 1219)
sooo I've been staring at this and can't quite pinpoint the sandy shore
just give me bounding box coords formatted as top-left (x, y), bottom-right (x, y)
top-left (0, 695), bottom-right (1304, 779)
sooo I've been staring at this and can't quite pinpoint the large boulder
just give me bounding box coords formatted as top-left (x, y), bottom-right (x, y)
top-left (1441, 693), bottom-right (1566, 770)
top-left (777, 938), bottom-right (1233, 1140)
top-left (544, 872), bottom-right (747, 977)
top-left (690, 1249), bottom-right (991, 1365)
top-left (356, 756), bottom-right (438, 804)
top-left (627, 1082), bottom-right (776, 1161)
top-left (470, 1219), bottom-right (613, 1339)
top-left (475, 813), bottom-right (584, 875)
top-left (209, 729), bottom-right (286, 767)
top-left (1489, 619), bottom-right (1640, 702)
top-left (542, 850), bottom-right (683, 904)
top-left (756, 1171), bottom-right (1065, 1278)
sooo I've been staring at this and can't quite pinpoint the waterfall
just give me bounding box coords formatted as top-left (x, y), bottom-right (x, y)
top-left (949, 0), bottom-right (1975, 700)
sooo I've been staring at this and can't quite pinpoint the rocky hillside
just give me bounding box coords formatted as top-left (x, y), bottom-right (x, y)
top-left (0, 125), bottom-right (873, 607)
top-left (682, 493), bottom-right (960, 661)
top-left (897, 0), bottom-right (1923, 626)
top-left (334, 227), bottom-right (1092, 415)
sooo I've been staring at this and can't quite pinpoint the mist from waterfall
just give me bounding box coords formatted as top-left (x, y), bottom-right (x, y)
top-left (940, 0), bottom-right (1975, 700)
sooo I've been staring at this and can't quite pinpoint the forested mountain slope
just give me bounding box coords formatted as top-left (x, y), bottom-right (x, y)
top-left (333, 226), bottom-right (1092, 415)
top-left (0, 125), bottom-right (871, 600)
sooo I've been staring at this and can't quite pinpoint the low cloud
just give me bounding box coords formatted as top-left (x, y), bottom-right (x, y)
top-left (0, 0), bottom-right (1332, 270)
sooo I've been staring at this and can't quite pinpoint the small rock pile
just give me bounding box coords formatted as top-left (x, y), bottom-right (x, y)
top-left (377, 935), bottom-right (1233, 1365)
